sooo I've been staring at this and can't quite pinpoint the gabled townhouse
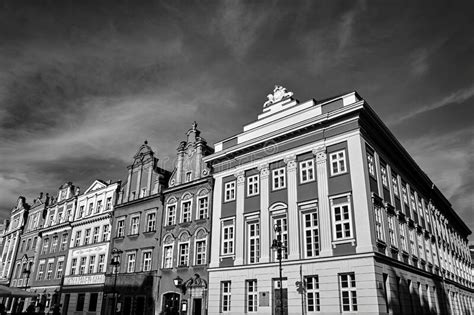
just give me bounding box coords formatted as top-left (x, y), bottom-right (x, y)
top-left (30, 182), bottom-right (78, 314)
top-left (158, 123), bottom-right (214, 315)
top-left (105, 141), bottom-right (170, 315)
top-left (60, 179), bottom-right (119, 314)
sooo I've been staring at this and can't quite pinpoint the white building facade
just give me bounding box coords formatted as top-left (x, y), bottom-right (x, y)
top-left (204, 86), bottom-right (473, 314)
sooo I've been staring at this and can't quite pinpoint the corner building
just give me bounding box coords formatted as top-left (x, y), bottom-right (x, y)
top-left (204, 86), bottom-right (473, 314)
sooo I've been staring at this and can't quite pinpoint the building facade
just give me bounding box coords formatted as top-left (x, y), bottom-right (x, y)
top-left (204, 86), bottom-right (473, 314)
top-left (30, 182), bottom-right (78, 314)
top-left (106, 141), bottom-right (170, 315)
top-left (61, 179), bottom-right (119, 314)
top-left (159, 123), bottom-right (214, 315)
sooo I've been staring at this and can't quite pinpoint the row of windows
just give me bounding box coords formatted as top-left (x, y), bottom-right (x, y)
top-left (165, 195), bottom-right (209, 226)
top-left (116, 212), bottom-right (156, 238)
top-left (70, 254), bottom-right (106, 275)
top-left (223, 150), bottom-right (348, 202)
top-left (77, 196), bottom-right (113, 218)
top-left (36, 257), bottom-right (64, 281)
top-left (72, 224), bottom-right (110, 248)
top-left (220, 273), bottom-right (357, 313)
top-left (119, 250), bottom-right (153, 273)
top-left (40, 233), bottom-right (69, 254)
top-left (19, 236), bottom-right (38, 253)
top-left (163, 239), bottom-right (207, 268)
top-left (221, 199), bottom-right (353, 262)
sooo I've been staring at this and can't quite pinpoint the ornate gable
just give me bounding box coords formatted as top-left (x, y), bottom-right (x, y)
top-left (83, 179), bottom-right (107, 195)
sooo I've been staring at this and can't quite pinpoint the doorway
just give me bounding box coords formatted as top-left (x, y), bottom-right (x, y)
top-left (192, 298), bottom-right (202, 315)
top-left (273, 278), bottom-right (288, 315)
top-left (162, 293), bottom-right (180, 315)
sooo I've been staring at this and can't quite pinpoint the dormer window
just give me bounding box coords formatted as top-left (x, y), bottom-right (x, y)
top-left (96, 200), bottom-right (102, 212)
top-left (186, 172), bottom-right (192, 182)
top-left (88, 203), bottom-right (94, 215)
top-left (140, 188), bottom-right (147, 198)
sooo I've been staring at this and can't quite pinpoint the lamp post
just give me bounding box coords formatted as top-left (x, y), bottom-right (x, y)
top-left (271, 223), bottom-right (286, 315)
top-left (110, 248), bottom-right (123, 315)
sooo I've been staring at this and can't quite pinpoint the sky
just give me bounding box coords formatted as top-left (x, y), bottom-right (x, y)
top-left (0, 0), bottom-right (472, 239)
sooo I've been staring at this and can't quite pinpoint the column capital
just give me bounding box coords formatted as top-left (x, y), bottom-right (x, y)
top-left (234, 170), bottom-right (245, 185)
top-left (284, 155), bottom-right (297, 172)
top-left (313, 146), bottom-right (327, 164)
top-left (258, 163), bottom-right (270, 179)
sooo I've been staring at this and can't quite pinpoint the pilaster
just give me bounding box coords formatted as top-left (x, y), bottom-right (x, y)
top-left (313, 146), bottom-right (332, 257)
top-left (234, 171), bottom-right (245, 265)
top-left (176, 151), bottom-right (184, 185)
top-left (209, 175), bottom-right (222, 268)
top-left (135, 165), bottom-right (143, 196)
top-left (125, 168), bottom-right (132, 202)
top-left (258, 163), bottom-right (270, 263)
top-left (147, 164), bottom-right (153, 195)
top-left (284, 155), bottom-right (299, 260)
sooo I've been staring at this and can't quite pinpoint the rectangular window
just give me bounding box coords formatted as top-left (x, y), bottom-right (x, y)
top-left (74, 231), bottom-right (81, 247)
top-left (224, 181), bottom-right (236, 202)
top-left (247, 175), bottom-right (259, 196)
top-left (166, 205), bottom-right (176, 225)
top-left (418, 233), bottom-right (425, 260)
top-left (97, 254), bottom-right (105, 273)
top-left (70, 258), bottom-right (77, 275)
top-left (141, 251), bottom-right (151, 271)
top-left (92, 227), bottom-right (100, 243)
top-left (60, 234), bottom-right (68, 251)
top-left (102, 224), bottom-right (110, 242)
top-left (380, 163), bottom-right (388, 187)
top-left (37, 263), bottom-right (45, 280)
top-left (96, 200), bottom-right (103, 212)
top-left (367, 151), bottom-right (375, 177)
top-left (46, 262), bottom-right (53, 280)
top-left (272, 167), bottom-right (286, 190)
top-left (140, 187), bottom-right (147, 198)
top-left (42, 238), bottom-right (49, 254)
top-left (300, 159), bottom-right (315, 183)
top-left (130, 216), bottom-right (140, 235)
top-left (247, 221), bottom-right (260, 264)
top-left (222, 222), bottom-right (234, 255)
top-left (195, 240), bottom-right (206, 265)
top-left (88, 256), bottom-right (95, 274)
top-left (273, 216), bottom-right (288, 260)
top-left (79, 257), bottom-right (86, 275)
top-left (330, 150), bottom-right (347, 176)
top-left (78, 205), bottom-right (84, 218)
top-left (127, 253), bottom-right (136, 273)
top-left (340, 273), bottom-right (357, 312)
top-left (89, 293), bottom-right (98, 312)
top-left (76, 293), bottom-right (85, 312)
top-left (88, 202), bottom-right (94, 215)
top-left (402, 183), bottom-right (409, 204)
top-left (178, 243), bottom-right (189, 266)
top-left (50, 236), bottom-right (58, 253)
top-left (392, 175), bottom-right (399, 197)
top-left (388, 216), bottom-right (397, 247)
top-left (197, 197), bottom-right (208, 220)
top-left (246, 280), bottom-right (258, 313)
top-left (221, 281), bottom-right (231, 312)
top-left (163, 245), bottom-right (173, 268)
top-left (106, 197), bottom-right (112, 210)
top-left (399, 222), bottom-right (408, 252)
top-left (146, 212), bottom-right (156, 232)
top-left (84, 228), bottom-right (91, 245)
top-left (303, 210), bottom-right (319, 257)
top-left (306, 275), bottom-right (320, 312)
top-left (332, 202), bottom-right (353, 241)
top-left (409, 228), bottom-right (417, 256)
top-left (55, 260), bottom-right (63, 279)
top-left (181, 201), bottom-right (192, 223)
top-left (374, 204), bottom-right (384, 241)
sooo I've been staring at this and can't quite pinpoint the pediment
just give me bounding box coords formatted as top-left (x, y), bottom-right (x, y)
top-left (84, 180), bottom-right (107, 195)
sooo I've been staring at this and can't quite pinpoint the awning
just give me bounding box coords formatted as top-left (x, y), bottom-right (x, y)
top-left (0, 286), bottom-right (37, 298)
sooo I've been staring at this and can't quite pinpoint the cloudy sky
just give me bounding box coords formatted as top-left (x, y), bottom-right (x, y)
top-left (0, 1), bottom-right (472, 238)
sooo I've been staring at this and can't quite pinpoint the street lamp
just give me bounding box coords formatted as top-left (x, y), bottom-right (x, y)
top-left (110, 248), bottom-right (123, 315)
top-left (271, 223), bottom-right (286, 315)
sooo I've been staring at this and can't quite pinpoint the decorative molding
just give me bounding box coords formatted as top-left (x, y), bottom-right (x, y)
top-left (313, 146), bottom-right (327, 164)
top-left (284, 155), bottom-right (297, 172)
top-left (234, 171), bottom-right (245, 185)
top-left (263, 85), bottom-right (294, 107)
top-left (258, 163), bottom-right (270, 179)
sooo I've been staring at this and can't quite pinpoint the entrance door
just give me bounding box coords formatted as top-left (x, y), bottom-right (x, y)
top-left (62, 294), bottom-right (70, 315)
top-left (273, 279), bottom-right (288, 315)
top-left (162, 293), bottom-right (180, 315)
top-left (192, 298), bottom-right (202, 315)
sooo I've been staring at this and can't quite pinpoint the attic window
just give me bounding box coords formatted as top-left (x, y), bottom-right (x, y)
top-left (185, 172), bottom-right (192, 182)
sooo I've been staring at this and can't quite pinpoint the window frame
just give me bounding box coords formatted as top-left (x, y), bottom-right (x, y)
top-left (221, 219), bottom-right (235, 257)
top-left (180, 200), bottom-right (192, 223)
top-left (299, 159), bottom-right (315, 184)
top-left (272, 167), bottom-right (286, 190)
top-left (178, 242), bottom-right (190, 267)
top-left (330, 196), bottom-right (354, 243)
top-left (247, 220), bottom-right (260, 264)
top-left (142, 250), bottom-right (152, 271)
top-left (116, 219), bottom-right (125, 238)
top-left (305, 275), bottom-right (320, 312)
top-left (126, 252), bottom-right (136, 273)
top-left (145, 211), bottom-right (157, 232)
top-left (166, 203), bottom-right (177, 226)
top-left (163, 244), bottom-right (174, 269)
top-left (247, 174), bottom-right (260, 197)
top-left (129, 215), bottom-right (140, 236)
top-left (196, 196), bottom-right (209, 220)
top-left (55, 259), bottom-right (64, 279)
top-left (246, 279), bottom-right (258, 313)
top-left (339, 273), bottom-right (358, 312)
top-left (224, 181), bottom-right (236, 202)
top-left (221, 281), bottom-right (232, 312)
top-left (329, 150), bottom-right (347, 176)
top-left (194, 238), bottom-right (207, 266)
top-left (302, 208), bottom-right (320, 258)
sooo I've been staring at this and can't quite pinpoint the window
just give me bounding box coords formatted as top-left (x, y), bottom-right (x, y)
top-left (163, 245), bottom-right (173, 268)
top-left (102, 224), bottom-right (110, 242)
top-left (306, 275), bottom-right (320, 312)
top-left (130, 216), bottom-right (140, 235)
top-left (330, 150), bottom-right (347, 176)
top-left (367, 151), bottom-right (375, 177)
top-left (221, 281), bottom-right (231, 312)
top-left (272, 167), bottom-right (286, 190)
top-left (26, 238), bottom-right (31, 251)
top-left (46, 262), bottom-right (53, 280)
top-left (224, 181), bottom-right (236, 202)
top-left (106, 197), bottom-right (112, 210)
top-left (42, 238), bottom-right (49, 254)
top-left (410, 193), bottom-right (417, 213)
top-left (197, 196), bottom-right (208, 220)
top-left (399, 222), bottom-right (408, 252)
top-left (50, 236), bottom-right (58, 253)
top-left (380, 163), bottom-right (388, 187)
top-left (55, 260), bottom-right (63, 279)
top-left (166, 204), bottom-right (177, 225)
top-left (195, 240), bottom-right (206, 265)
top-left (300, 159), bottom-right (315, 183)
top-left (98, 254), bottom-right (105, 273)
top-left (76, 293), bottom-right (85, 312)
top-left (273, 216), bottom-right (288, 260)
top-left (418, 233), bottom-right (425, 260)
top-left (221, 221), bottom-right (234, 255)
top-left (178, 243), bottom-right (189, 266)
top-left (332, 202), bottom-right (353, 241)
top-left (78, 205), bottom-right (84, 218)
top-left (79, 257), bottom-right (86, 275)
top-left (74, 231), bottom-right (81, 247)
top-left (340, 273), bottom-right (358, 312)
top-left (246, 280), bottom-right (258, 312)
top-left (374, 204), bottom-right (385, 241)
top-left (70, 258), bottom-right (77, 275)
top-left (181, 201), bottom-right (192, 223)
top-left (88, 202), bottom-right (94, 215)
top-left (93, 227), bottom-right (100, 243)
top-left (89, 293), bottom-right (98, 312)
top-left (37, 262), bottom-right (45, 280)
top-left (392, 175), bottom-right (399, 197)
top-left (185, 172), bottom-right (192, 182)
top-left (303, 210), bottom-right (319, 257)
top-left (96, 200), bottom-right (103, 212)
top-left (116, 219), bottom-right (125, 237)
top-left (88, 256), bottom-right (96, 274)
top-left (127, 253), bottom-right (136, 272)
top-left (146, 212), bottom-right (156, 232)
top-left (142, 251), bottom-right (152, 271)
top-left (409, 228), bottom-right (417, 256)
top-left (388, 216), bottom-right (397, 247)
top-left (247, 221), bottom-right (260, 264)
top-left (247, 175), bottom-right (259, 196)
top-left (60, 234), bottom-right (68, 251)
top-left (84, 228), bottom-right (91, 245)
top-left (402, 183), bottom-right (408, 204)
top-left (140, 187), bottom-right (147, 198)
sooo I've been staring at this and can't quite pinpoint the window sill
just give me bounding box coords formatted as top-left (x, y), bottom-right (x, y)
top-left (329, 171), bottom-right (348, 178)
top-left (390, 245), bottom-right (399, 252)
top-left (223, 199), bottom-right (236, 203)
top-left (143, 230), bottom-right (156, 235)
top-left (128, 233), bottom-right (139, 238)
top-left (271, 186), bottom-right (287, 192)
top-left (299, 179), bottom-right (316, 185)
top-left (332, 238), bottom-right (355, 247)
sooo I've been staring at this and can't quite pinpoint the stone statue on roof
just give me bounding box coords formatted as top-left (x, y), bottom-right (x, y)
top-left (263, 85), bottom-right (294, 107)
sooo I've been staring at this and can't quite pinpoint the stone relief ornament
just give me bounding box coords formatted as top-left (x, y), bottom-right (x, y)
top-left (263, 85), bottom-right (294, 107)
top-left (258, 163), bottom-right (270, 178)
top-left (313, 146), bottom-right (327, 164)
